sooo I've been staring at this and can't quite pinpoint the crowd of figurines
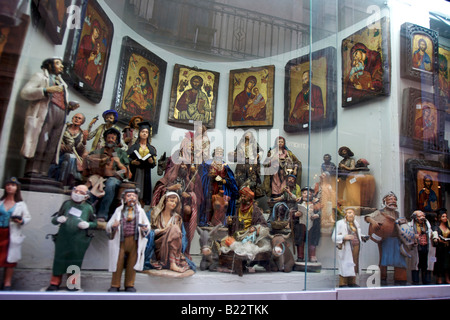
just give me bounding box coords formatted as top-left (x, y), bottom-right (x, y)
top-left (0, 58), bottom-right (449, 292)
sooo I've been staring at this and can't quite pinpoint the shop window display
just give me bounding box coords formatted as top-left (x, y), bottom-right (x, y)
top-left (0, 0), bottom-right (448, 301)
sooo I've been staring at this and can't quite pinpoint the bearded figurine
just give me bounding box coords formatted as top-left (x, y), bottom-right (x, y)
top-left (199, 147), bottom-right (238, 227)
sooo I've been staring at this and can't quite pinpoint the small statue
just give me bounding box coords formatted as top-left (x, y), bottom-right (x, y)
top-left (106, 188), bottom-right (150, 292)
top-left (332, 207), bottom-right (369, 287)
top-left (46, 185), bottom-right (96, 291)
top-left (20, 58), bottom-right (80, 178)
top-left (338, 147), bottom-right (375, 208)
top-left (198, 147), bottom-right (238, 227)
top-left (290, 187), bottom-right (321, 263)
top-left (263, 137), bottom-right (302, 206)
top-left (87, 110), bottom-right (120, 152)
top-left (229, 131), bottom-right (264, 196)
top-left (196, 224), bottom-right (222, 271)
top-left (82, 128), bottom-right (131, 222)
top-left (364, 192), bottom-right (407, 285)
top-left (122, 115), bottom-right (144, 150)
top-left (49, 113), bottom-right (89, 188)
top-left (145, 192), bottom-right (194, 273)
top-left (407, 210), bottom-right (436, 285)
top-left (0, 178), bottom-right (31, 291)
top-left (338, 146), bottom-right (356, 176)
top-left (321, 154), bottom-right (336, 175)
top-left (127, 121), bottom-right (157, 206)
top-left (152, 160), bottom-right (202, 258)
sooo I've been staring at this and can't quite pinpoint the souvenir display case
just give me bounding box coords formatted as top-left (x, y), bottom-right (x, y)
top-left (0, 0), bottom-right (449, 301)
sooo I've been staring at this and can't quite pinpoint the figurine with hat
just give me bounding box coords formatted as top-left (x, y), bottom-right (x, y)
top-left (0, 177), bottom-right (31, 290)
top-left (86, 109), bottom-right (120, 152)
top-left (127, 121), bottom-right (157, 206)
top-left (106, 187), bottom-right (150, 292)
top-left (82, 126), bottom-right (131, 222)
top-left (122, 115), bottom-right (144, 149)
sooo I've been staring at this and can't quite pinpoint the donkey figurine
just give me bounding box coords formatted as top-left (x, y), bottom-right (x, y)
top-left (196, 224), bottom-right (223, 271)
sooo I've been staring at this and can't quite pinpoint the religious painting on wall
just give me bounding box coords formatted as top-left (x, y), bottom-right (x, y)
top-left (31, 0), bottom-right (72, 44)
top-left (112, 36), bottom-right (167, 134)
top-left (284, 46), bottom-right (337, 133)
top-left (63, 0), bottom-right (114, 104)
top-left (342, 17), bottom-right (391, 107)
top-left (400, 22), bottom-right (439, 85)
top-left (404, 159), bottom-right (447, 220)
top-left (0, 14), bottom-right (29, 132)
top-left (400, 88), bottom-right (445, 153)
top-left (438, 44), bottom-right (450, 120)
top-left (168, 64), bottom-right (219, 130)
top-left (227, 65), bottom-right (275, 128)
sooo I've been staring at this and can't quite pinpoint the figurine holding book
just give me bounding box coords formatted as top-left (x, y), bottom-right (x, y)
top-left (127, 121), bottom-right (157, 206)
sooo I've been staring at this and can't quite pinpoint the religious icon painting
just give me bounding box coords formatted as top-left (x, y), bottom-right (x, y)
top-left (31, 0), bottom-right (72, 45)
top-left (437, 44), bottom-right (450, 121)
top-left (404, 159), bottom-right (447, 220)
top-left (168, 64), bottom-right (219, 130)
top-left (62, 0), bottom-right (114, 104)
top-left (400, 22), bottom-right (439, 85)
top-left (342, 17), bottom-right (391, 107)
top-left (0, 14), bottom-right (29, 131)
top-left (400, 88), bottom-right (445, 153)
top-left (112, 36), bottom-right (167, 135)
top-left (284, 46), bottom-right (337, 133)
top-left (227, 65), bottom-right (275, 128)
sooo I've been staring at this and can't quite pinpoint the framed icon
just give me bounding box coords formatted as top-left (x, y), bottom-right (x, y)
top-left (168, 64), bottom-right (219, 130)
top-left (400, 22), bottom-right (439, 85)
top-left (284, 46), bottom-right (337, 133)
top-left (112, 36), bottom-right (167, 134)
top-left (228, 65), bottom-right (275, 128)
top-left (63, 0), bottom-right (114, 104)
top-left (342, 17), bottom-right (391, 107)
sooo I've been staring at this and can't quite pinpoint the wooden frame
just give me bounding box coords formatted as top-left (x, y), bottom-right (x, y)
top-left (62, 0), bottom-right (113, 104)
top-left (0, 14), bottom-right (29, 132)
top-left (342, 17), bottom-right (391, 107)
top-left (400, 87), bottom-right (445, 153)
top-left (284, 46), bottom-right (337, 133)
top-left (404, 158), bottom-right (448, 220)
top-left (168, 64), bottom-right (219, 130)
top-left (400, 22), bottom-right (439, 85)
top-left (112, 36), bottom-right (167, 134)
top-left (31, 0), bottom-right (71, 45)
top-left (227, 65), bottom-right (275, 128)
top-left (438, 44), bottom-right (450, 121)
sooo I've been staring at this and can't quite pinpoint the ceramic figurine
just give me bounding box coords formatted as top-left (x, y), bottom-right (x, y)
top-left (106, 188), bottom-right (150, 292)
top-left (407, 210), bottom-right (436, 285)
top-left (20, 58), bottom-right (80, 178)
top-left (87, 109), bottom-right (120, 152)
top-left (82, 127), bottom-right (131, 222)
top-left (229, 131), bottom-right (263, 197)
top-left (49, 113), bottom-right (89, 188)
top-left (122, 115), bottom-right (144, 150)
top-left (433, 208), bottom-right (450, 284)
top-left (364, 192), bottom-right (407, 285)
top-left (127, 121), bottom-right (157, 207)
top-left (46, 185), bottom-right (96, 291)
top-left (332, 207), bottom-right (369, 287)
top-left (291, 187), bottom-right (321, 264)
top-left (198, 147), bottom-right (238, 227)
top-left (0, 178), bottom-right (31, 291)
top-left (145, 192), bottom-right (195, 273)
top-left (152, 160), bottom-right (202, 258)
top-left (263, 137), bottom-right (302, 206)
